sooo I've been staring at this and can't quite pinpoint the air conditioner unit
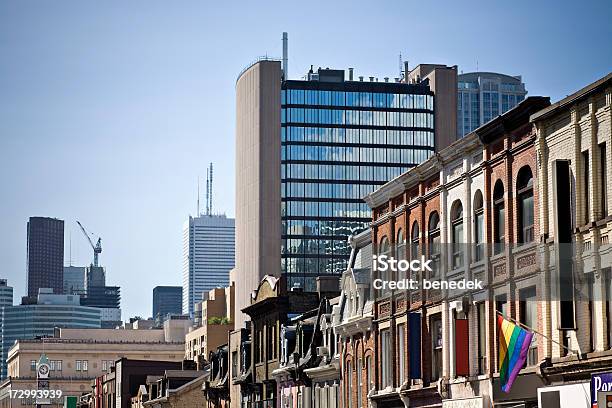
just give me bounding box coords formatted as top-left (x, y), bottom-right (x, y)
top-left (316, 346), bottom-right (329, 357)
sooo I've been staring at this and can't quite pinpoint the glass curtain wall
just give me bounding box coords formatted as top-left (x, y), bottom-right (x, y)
top-left (281, 83), bottom-right (435, 290)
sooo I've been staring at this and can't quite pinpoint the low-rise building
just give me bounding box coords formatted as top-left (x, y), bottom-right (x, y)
top-left (0, 327), bottom-right (186, 407)
top-left (239, 275), bottom-right (320, 407)
top-left (185, 284), bottom-right (235, 367)
top-left (136, 369), bottom-right (206, 408)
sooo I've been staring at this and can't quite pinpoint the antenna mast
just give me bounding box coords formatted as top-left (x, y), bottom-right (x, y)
top-left (197, 177), bottom-right (200, 216)
top-left (209, 163), bottom-right (213, 215)
top-left (205, 169), bottom-right (210, 215)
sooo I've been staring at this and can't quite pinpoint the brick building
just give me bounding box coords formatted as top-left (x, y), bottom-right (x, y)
top-left (336, 230), bottom-right (375, 408)
top-left (360, 73), bottom-right (611, 408)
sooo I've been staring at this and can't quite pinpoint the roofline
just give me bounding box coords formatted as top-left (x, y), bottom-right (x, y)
top-left (530, 72), bottom-right (612, 123)
top-left (475, 96), bottom-right (550, 143)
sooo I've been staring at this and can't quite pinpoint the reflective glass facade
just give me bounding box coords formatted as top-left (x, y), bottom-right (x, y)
top-left (0, 304), bottom-right (101, 378)
top-left (457, 72), bottom-right (527, 138)
top-left (281, 77), bottom-right (435, 290)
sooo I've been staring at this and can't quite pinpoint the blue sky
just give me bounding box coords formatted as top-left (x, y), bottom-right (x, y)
top-left (0, 0), bottom-right (610, 319)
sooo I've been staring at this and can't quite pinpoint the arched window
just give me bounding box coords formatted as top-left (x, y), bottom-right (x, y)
top-left (411, 221), bottom-right (420, 260)
top-left (428, 212), bottom-right (440, 277)
top-left (493, 180), bottom-right (505, 254)
top-left (473, 190), bottom-right (485, 261)
top-left (396, 229), bottom-right (405, 260)
top-left (517, 167), bottom-right (534, 244)
top-left (378, 236), bottom-right (391, 294)
top-left (346, 360), bottom-right (353, 408)
top-left (379, 236), bottom-right (390, 255)
top-left (451, 201), bottom-right (464, 268)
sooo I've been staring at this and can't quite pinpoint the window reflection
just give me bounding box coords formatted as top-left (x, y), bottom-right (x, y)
top-left (281, 86), bottom-right (436, 285)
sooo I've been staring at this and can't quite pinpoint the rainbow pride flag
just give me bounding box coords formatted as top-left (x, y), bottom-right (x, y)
top-left (498, 313), bottom-right (534, 393)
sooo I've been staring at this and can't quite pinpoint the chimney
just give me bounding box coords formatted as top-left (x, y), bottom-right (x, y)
top-left (359, 76), bottom-right (363, 82)
top-left (348, 68), bottom-right (354, 81)
top-left (282, 32), bottom-right (288, 80)
top-left (384, 77), bottom-right (389, 82)
top-left (369, 76), bottom-right (374, 82)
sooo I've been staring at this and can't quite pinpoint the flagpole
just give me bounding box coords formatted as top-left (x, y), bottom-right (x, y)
top-left (496, 311), bottom-right (582, 357)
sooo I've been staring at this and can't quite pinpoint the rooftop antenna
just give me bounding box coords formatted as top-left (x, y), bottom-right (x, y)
top-left (282, 32), bottom-right (288, 80)
top-left (209, 163), bottom-right (213, 215)
top-left (476, 59), bottom-right (479, 72)
top-left (399, 53), bottom-right (403, 79)
top-left (205, 169), bottom-right (210, 215)
top-left (197, 177), bottom-right (200, 216)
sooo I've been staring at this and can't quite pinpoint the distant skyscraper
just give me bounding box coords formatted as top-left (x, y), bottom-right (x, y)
top-left (0, 280), bottom-right (13, 379)
top-left (63, 266), bottom-right (86, 295)
top-left (26, 217), bottom-right (64, 297)
top-left (182, 215), bottom-right (235, 316)
top-left (0, 280), bottom-right (13, 308)
top-left (457, 72), bottom-right (527, 138)
top-left (0, 288), bottom-right (101, 378)
top-left (152, 286), bottom-right (183, 323)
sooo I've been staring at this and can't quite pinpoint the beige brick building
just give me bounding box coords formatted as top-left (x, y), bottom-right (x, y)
top-left (185, 285), bottom-right (235, 366)
top-left (0, 328), bottom-right (185, 407)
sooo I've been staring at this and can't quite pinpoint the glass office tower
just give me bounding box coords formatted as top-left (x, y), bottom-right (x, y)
top-left (457, 72), bottom-right (527, 138)
top-left (280, 69), bottom-right (435, 290)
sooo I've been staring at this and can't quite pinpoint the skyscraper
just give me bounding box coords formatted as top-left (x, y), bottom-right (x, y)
top-left (457, 72), bottom-right (527, 138)
top-left (26, 217), bottom-right (64, 297)
top-left (152, 286), bottom-right (183, 323)
top-left (0, 280), bottom-right (13, 308)
top-left (182, 215), bottom-right (235, 316)
top-left (235, 56), bottom-right (456, 326)
top-left (0, 279), bottom-right (13, 380)
top-left (0, 288), bottom-right (101, 378)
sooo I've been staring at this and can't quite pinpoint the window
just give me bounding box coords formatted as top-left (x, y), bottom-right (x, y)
top-left (428, 212), bottom-right (440, 278)
top-left (232, 351), bottom-right (238, 378)
top-left (76, 360), bottom-right (88, 371)
top-left (379, 236), bottom-right (391, 293)
top-left (583, 150), bottom-right (590, 224)
top-left (411, 221), bottom-right (420, 261)
top-left (451, 202), bottom-right (464, 268)
top-left (519, 287), bottom-right (538, 365)
top-left (600, 143), bottom-right (608, 217)
top-left (473, 191), bottom-right (485, 261)
top-left (30, 360), bottom-right (36, 371)
top-left (381, 329), bottom-right (392, 388)
top-left (495, 294), bottom-right (508, 316)
top-left (357, 356), bottom-right (363, 408)
top-left (493, 180), bottom-right (505, 254)
top-left (477, 302), bottom-right (487, 374)
top-left (431, 315), bottom-right (442, 382)
top-left (346, 360), bottom-right (352, 408)
top-left (517, 167), bottom-right (534, 244)
top-left (606, 268), bottom-right (611, 350)
top-left (396, 229), bottom-right (405, 260)
top-left (398, 324), bottom-right (406, 385)
top-left (50, 360), bottom-right (62, 372)
top-left (366, 355), bottom-right (373, 393)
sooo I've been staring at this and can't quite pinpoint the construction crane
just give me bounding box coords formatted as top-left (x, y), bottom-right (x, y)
top-left (76, 221), bottom-right (102, 267)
